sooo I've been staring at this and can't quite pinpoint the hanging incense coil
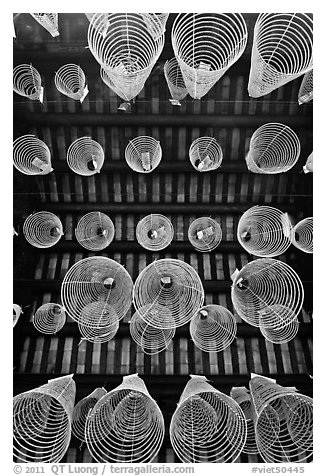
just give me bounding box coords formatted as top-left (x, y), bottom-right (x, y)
top-left (13, 304), bottom-right (22, 328)
top-left (54, 64), bottom-right (88, 102)
top-left (291, 217), bottom-right (313, 254)
top-left (133, 258), bottom-right (204, 329)
top-left (67, 137), bottom-right (104, 176)
top-left (231, 258), bottom-right (304, 328)
top-left (125, 136), bottom-right (162, 173)
top-left (189, 305), bottom-right (237, 353)
top-left (170, 375), bottom-right (247, 463)
top-left (61, 257), bottom-right (133, 327)
top-left (298, 69), bottom-right (313, 105)
top-left (85, 374), bottom-right (165, 462)
top-left (13, 134), bottom-right (53, 175)
top-left (164, 57), bottom-right (188, 105)
top-left (230, 387), bottom-right (258, 455)
top-left (78, 305), bottom-right (120, 344)
top-left (303, 152), bottom-right (313, 173)
top-left (188, 217), bottom-right (222, 252)
top-left (23, 211), bottom-right (63, 249)
top-left (259, 309), bottom-right (299, 344)
top-left (72, 388), bottom-right (107, 441)
top-left (189, 137), bottom-right (223, 172)
top-left (75, 212), bottom-right (115, 251)
top-left (248, 14), bottom-right (313, 98)
top-left (136, 214), bottom-right (174, 251)
top-left (249, 375), bottom-right (313, 463)
top-left (237, 206), bottom-right (292, 257)
top-left (171, 14), bottom-right (247, 99)
top-left (100, 66), bottom-right (132, 101)
top-left (129, 305), bottom-right (175, 355)
top-left (33, 303), bottom-right (66, 334)
top-left (30, 13), bottom-right (59, 37)
top-left (13, 64), bottom-right (44, 102)
top-left (13, 375), bottom-right (75, 463)
top-left (141, 13), bottom-right (169, 40)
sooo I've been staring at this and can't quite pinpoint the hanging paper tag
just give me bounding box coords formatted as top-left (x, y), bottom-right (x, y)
top-left (303, 165), bottom-right (310, 174)
top-left (169, 99), bottom-right (181, 106)
top-left (38, 86), bottom-right (44, 103)
top-left (230, 268), bottom-right (240, 283)
top-left (281, 212), bottom-right (292, 238)
top-left (79, 84), bottom-right (89, 103)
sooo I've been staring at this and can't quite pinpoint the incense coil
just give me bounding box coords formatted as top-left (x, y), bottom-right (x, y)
top-left (189, 137), bottom-right (223, 172)
top-left (67, 137), bottom-right (104, 176)
top-left (85, 374), bottom-right (165, 462)
top-left (23, 211), bottom-right (63, 249)
top-left (33, 303), bottom-right (66, 334)
top-left (125, 136), bottom-right (162, 173)
top-left (13, 375), bottom-right (75, 463)
top-left (54, 64), bottom-right (88, 101)
top-left (230, 387), bottom-right (258, 455)
top-left (75, 212), bottom-right (115, 251)
top-left (13, 64), bottom-right (43, 101)
top-left (231, 258), bottom-right (304, 328)
top-left (129, 305), bottom-right (175, 355)
top-left (13, 134), bottom-right (53, 175)
top-left (136, 214), bottom-right (174, 251)
top-left (72, 388), bottom-right (107, 441)
top-left (188, 217), bottom-right (222, 252)
top-left (291, 217), bottom-right (313, 254)
top-left (171, 14), bottom-right (247, 99)
top-left (237, 205), bottom-right (292, 257)
top-left (170, 376), bottom-right (247, 463)
top-left (189, 305), bottom-right (237, 353)
top-left (248, 14), bottom-right (313, 98)
top-left (140, 13), bottom-right (169, 40)
top-left (13, 304), bottom-right (22, 328)
top-left (259, 309), bottom-right (299, 344)
top-left (61, 257), bottom-right (133, 326)
top-left (78, 305), bottom-right (120, 344)
top-left (30, 13), bottom-right (59, 37)
top-left (298, 69), bottom-right (313, 105)
top-left (133, 258), bottom-right (204, 329)
top-left (164, 57), bottom-right (188, 105)
top-left (100, 66), bottom-right (133, 101)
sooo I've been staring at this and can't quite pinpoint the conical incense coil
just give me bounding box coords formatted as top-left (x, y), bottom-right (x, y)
top-left (67, 137), bottom-right (104, 176)
top-left (298, 69), bottom-right (313, 105)
top-left (30, 13), bottom-right (59, 37)
top-left (100, 66), bottom-right (134, 101)
top-left (61, 257), bottom-right (133, 325)
top-left (231, 258), bottom-right (304, 328)
top-left (248, 14), bottom-right (313, 98)
top-left (170, 375), bottom-right (247, 462)
top-left (259, 309), bottom-right (299, 344)
top-left (129, 305), bottom-right (175, 355)
top-left (136, 214), bottom-right (174, 251)
top-left (125, 136), bottom-right (162, 173)
top-left (291, 217), bottom-right (313, 254)
top-left (54, 64), bottom-right (88, 102)
top-left (237, 206), bottom-right (292, 257)
top-left (189, 305), bottom-right (237, 353)
top-left (13, 134), bottom-right (53, 175)
top-left (13, 304), bottom-right (22, 328)
top-left (141, 13), bottom-right (169, 40)
top-left (13, 375), bottom-right (75, 463)
top-left (171, 14), bottom-right (247, 99)
top-left (33, 303), bottom-right (66, 334)
top-left (13, 64), bottom-right (44, 102)
top-left (72, 388), bottom-right (107, 441)
top-left (188, 217), bottom-right (222, 252)
top-left (245, 123), bottom-right (301, 174)
top-left (133, 258), bottom-right (204, 329)
top-left (75, 212), bottom-right (115, 251)
top-left (303, 152), bottom-right (313, 173)
top-left (164, 57), bottom-right (188, 105)
top-left (230, 387), bottom-right (258, 455)
top-left (23, 211), bottom-right (63, 249)
top-left (78, 305), bottom-right (120, 344)
top-left (189, 137), bottom-right (223, 172)
top-left (249, 375), bottom-right (313, 463)
top-left (85, 374), bottom-right (165, 462)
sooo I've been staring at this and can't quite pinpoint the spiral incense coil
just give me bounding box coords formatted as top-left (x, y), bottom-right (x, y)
top-left (133, 258), bottom-right (204, 329)
top-left (129, 305), bottom-right (175, 355)
top-left (230, 387), bottom-right (258, 455)
top-left (237, 206), bottom-right (292, 257)
top-left (13, 304), bottom-right (22, 328)
top-left (33, 303), bottom-right (66, 334)
top-left (100, 66), bottom-right (133, 101)
top-left (136, 214), bottom-right (174, 251)
top-left (30, 13), bottom-right (59, 37)
top-left (231, 258), bottom-right (304, 328)
top-left (67, 137), bottom-right (104, 176)
top-left (171, 14), bottom-right (247, 99)
top-left (78, 308), bottom-right (120, 344)
top-left (249, 375), bottom-right (313, 463)
top-left (259, 309), bottom-right (299, 344)
top-left (61, 257), bottom-right (133, 326)
top-left (54, 64), bottom-right (88, 102)
top-left (13, 375), bottom-right (75, 463)
top-left (164, 58), bottom-right (188, 105)
top-left (13, 64), bottom-right (43, 102)
top-left (188, 217), bottom-right (222, 252)
top-left (298, 69), bottom-right (313, 105)
top-left (72, 388), bottom-right (107, 441)
top-left (189, 305), bottom-right (237, 353)
top-left (189, 137), bottom-right (223, 172)
top-left (170, 375), bottom-right (247, 463)
top-left (303, 152), bottom-right (313, 174)
top-left (125, 136), bottom-right (162, 173)
top-left (291, 217), bottom-right (313, 254)
top-left (140, 13), bottom-right (169, 40)
top-left (246, 123), bottom-right (301, 174)
top-left (75, 212), bottom-right (115, 251)
top-left (248, 14), bottom-right (313, 98)
top-left (23, 211), bottom-right (63, 249)
top-left (13, 134), bottom-right (53, 175)
top-left (85, 374), bottom-right (165, 463)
